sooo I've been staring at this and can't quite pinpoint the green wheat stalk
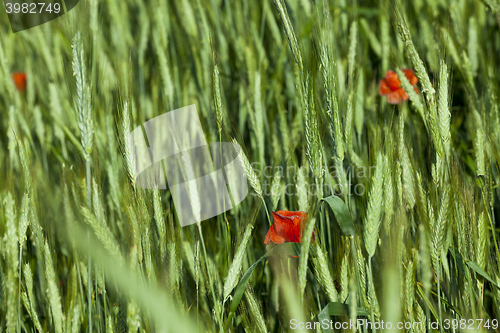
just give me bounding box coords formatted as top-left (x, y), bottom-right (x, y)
top-left (44, 241), bottom-right (65, 333)
top-left (364, 153), bottom-right (384, 258)
top-left (223, 224), bottom-right (254, 301)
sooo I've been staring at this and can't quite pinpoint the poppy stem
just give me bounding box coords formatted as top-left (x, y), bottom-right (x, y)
top-left (262, 199), bottom-right (272, 226)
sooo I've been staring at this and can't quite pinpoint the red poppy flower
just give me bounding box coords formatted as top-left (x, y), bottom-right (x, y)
top-left (379, 69), bottom-right (418, 104)
top-left (11, 72), bottom-right (27, 92)
top-left (264, 210), bottom-right (315, 245)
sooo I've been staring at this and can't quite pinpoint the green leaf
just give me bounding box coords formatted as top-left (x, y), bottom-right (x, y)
top-left (416, 284), bottom-right (439, 320)
top-left (322, 195), bottom-right (355, 236)
top-left (224, 243), bottom-right (300, 330)
top-left (319, 302), bottom-right (370, 317)
top-left (315, 302), bottom-right (370, 332)
top-left (228, 255), bottom-right (265, 314)
top-left (466, 260), bottom-right (500, 289)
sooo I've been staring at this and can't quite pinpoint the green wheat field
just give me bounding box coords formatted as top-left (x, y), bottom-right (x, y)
top-left (1, 0), bottom-right (500, 332)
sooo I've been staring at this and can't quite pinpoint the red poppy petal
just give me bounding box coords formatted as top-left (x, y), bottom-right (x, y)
top-left (285, 211), bottom-right (308, 242)
top-left (272, 233), bottom-right (286, 244)
top-left (379, 79), bottom-right (392, 96)
top-left (386, 89), bottom-right (408, 104)
top-left (384, 70), bottom-right (401, 90)
top-left (264, 225), bottom-right (286, 244)
top-left (272, 211), bottom-right (299, 243)
top-left (293, 216), bottom-right (302, 242)
top-left (264, 226), bottom-right (274, 244)
top-left (385, 90), bottom-right (402, 104)
top-left (272, 211), bottom-right (291, 222)
top-left (269, 211), bottom-right (309, 244)
top-left (275, 210), bottom-right (307, 220)
top-left (12, 72), bottom-right (27, 91)
top-left (402, 68), bottom-right (418, 86)
top-left (400, 88), bottom-right (410, 101)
